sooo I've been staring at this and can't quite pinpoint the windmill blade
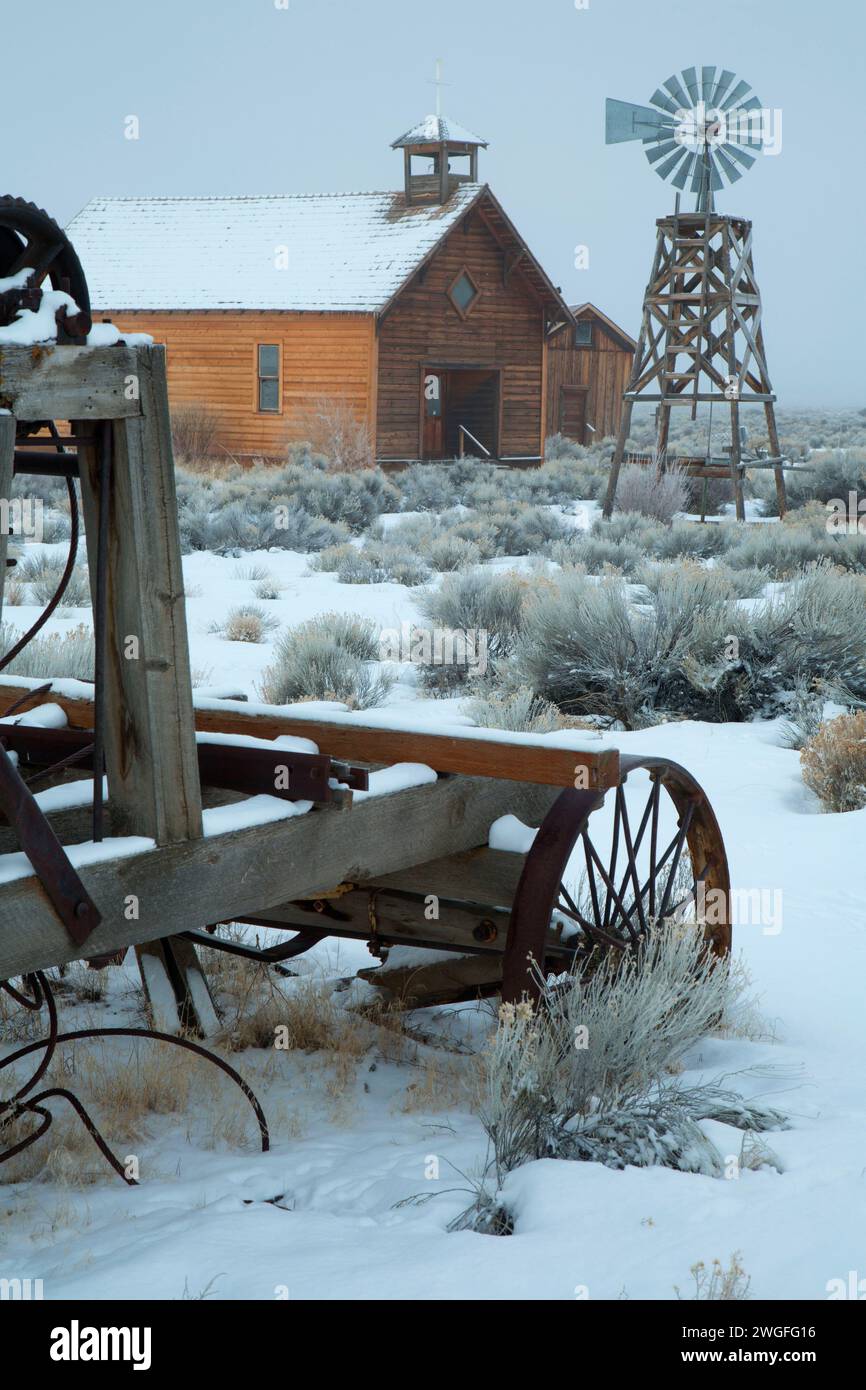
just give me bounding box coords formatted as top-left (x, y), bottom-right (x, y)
top-left (713, 147), bottom-right (744, 184)
top-left (649, 87), bottom-right (680, 116)
top-left (700, 66), bottom-right (717, 101)
top-left (724, 143), bottom-right (757, 171)
top-left (723, 79), bottom-right (752, 110)
top-left (656, 146), bottom-right (690, 181)
top-left (645, 137), bottom-right (681, 164)
top-left (663, 73), bottom-right (692, 111)
top-left (682, 67), bottom-right (701, 103)
top-left (690, 153), bottom-right (723, 194)
top-left (605, 98), bottom-right (676, 143)
top-left (671, 151), bottom-right (699, 190)
top-left (727, 106), bottom-right (764, 148)
top-left (710, 69), bottom-right (737, 108)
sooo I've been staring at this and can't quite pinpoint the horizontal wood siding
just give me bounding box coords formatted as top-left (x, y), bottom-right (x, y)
top-left (546, 319), bottom-right (633, 444)
top-left (376, 210), bottom-right (545, 460)
top-left (89, 311), bottom-right (377, 456)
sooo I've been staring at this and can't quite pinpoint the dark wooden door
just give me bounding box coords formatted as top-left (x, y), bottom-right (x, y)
top-left (559, 384), bottom-right (588, 443)
top-left (422, 371), bottom-right (445, 458)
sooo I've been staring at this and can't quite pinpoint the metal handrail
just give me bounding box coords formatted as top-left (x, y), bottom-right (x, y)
top-left (457, 425), bottom-right (492, 458)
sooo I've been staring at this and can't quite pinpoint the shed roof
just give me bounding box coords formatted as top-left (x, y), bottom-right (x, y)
top-left (391, 114), bottom-right (488, 148)
top-left (571, 302), bottom-right (637, 353)
top-left (67, 184), bottom-right (484, 313)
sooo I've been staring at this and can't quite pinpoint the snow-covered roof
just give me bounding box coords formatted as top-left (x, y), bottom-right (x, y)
top-left (66, 184), bottom-right (484, 313)
top-left (391, 114), bottom-right (488, 148)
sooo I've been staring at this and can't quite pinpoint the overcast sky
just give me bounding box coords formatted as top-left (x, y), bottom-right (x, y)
top-left (7, 0), bottom-right (862, 405)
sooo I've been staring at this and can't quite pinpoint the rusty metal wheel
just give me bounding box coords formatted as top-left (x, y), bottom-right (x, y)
top-left (501, 755), bottom-right (730, 1003)
top-left (0, 196), bottom-right (91, 350)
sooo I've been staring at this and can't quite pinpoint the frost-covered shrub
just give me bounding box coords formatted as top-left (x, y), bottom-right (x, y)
top-left (39, 511), bottom-right (72, 544)
top-left (740, 563), bottom-right (866, 710)
top-left (751, 450), bottom-right (866, 515)
top-left (210, 604), bottom-right (279, 644)
top-left (800, 711), bottom-right (866, 812)
top-left (417, 569), bottom-right (528, 659)
top-left (293, 611), bottom-right (379, 661)
top-left (333, 550), bottom-right (385, 585)
top-left (614, 461), bottom-right (691, 522)
top-left (513, 457), bottom-right (590, 506)
top-left (274, 466), bottom-right (397, 532)
top-left (253, 577), bottom-right (284, 600)
top-left (0, 621), bottom-right (93, 681)
top-left (395, 463), bottom-right (463, 512)
top-left (266, 509), bottom-right (353, 554)
top-left (486, 502), bottom-right (568, 554)
top-left (437, 513), bottom-right (500, 560)
top-left (545, 433), bottom-right (589, 462)
top-left (424, 533), bottom-right (482, 571)
top-left (308, 542), bottom-right (357, 573)
top-left (19, 554), bottom-right (91, 607)
top-left (259, 630), bottom-right (394, 709)
top-left (368, 514), bottom-right (440, 549)
top-left (569, 534), bottom-right (643, 576)
top-left (636, 559), bottom-right (768, 602)
top-left (652, 518), bottom-right (736, 560)
top-left (464, 685), bottom-right (562, 733)
top-left (464, 927), bottom-right (783, 1203)
top-left (514, 570), bottom-right (742, 727)
top-left (593, 511), bottom-right (666, 550)
top-left (725, 523), bottom-right (866, 578)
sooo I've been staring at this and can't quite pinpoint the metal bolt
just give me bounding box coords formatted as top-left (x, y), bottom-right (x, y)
top-left (473, 918), bottom-right (498, 944)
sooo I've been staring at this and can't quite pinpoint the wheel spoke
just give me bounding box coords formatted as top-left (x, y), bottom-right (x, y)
top-left (657, 800), bottom-right (697, 921)
top-left (648, 779), bottom-right (661, 920)
top-left (602, 791), bottom-right (621, 931)
top-left (584, 837), bottom-right (642, 944)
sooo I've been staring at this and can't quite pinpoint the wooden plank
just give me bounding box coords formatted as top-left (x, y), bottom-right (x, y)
top-left (0, 775), bottom-right (560, 981)
top-left (257, 888), bottom-right (511, 954)
top-left (0, 345), bottom-right (145, 421)
top-left (0, 415), bottom-right (14, 622)
top-left (0, 685), bottom-right (620, 790)
top-left (74, 349), bottom-right (202, 844)
top-left (367, 845), bottom-right (525, 905)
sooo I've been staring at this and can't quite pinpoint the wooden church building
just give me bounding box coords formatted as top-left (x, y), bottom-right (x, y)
top-left (68, 116), bottom-right (633, 462)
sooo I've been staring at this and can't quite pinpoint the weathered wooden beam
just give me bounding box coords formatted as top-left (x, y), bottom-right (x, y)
top-left (0, 775), bottom-right (560, 981)
top-left (0, 345), bottom-right (145, 421)
top-left (0, 415), bottom-right (14, 621)
top-left (0, 684), bottom-right (619, 793)
top-left (74, 351), bottom-right (202, 845)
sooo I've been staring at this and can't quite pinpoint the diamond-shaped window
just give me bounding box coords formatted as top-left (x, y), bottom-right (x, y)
top-left (448, 269), bottom-right (481, 318)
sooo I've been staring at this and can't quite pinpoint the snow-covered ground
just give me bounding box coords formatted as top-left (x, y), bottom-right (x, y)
top-left (1, 518), bottom-right (863, 1301)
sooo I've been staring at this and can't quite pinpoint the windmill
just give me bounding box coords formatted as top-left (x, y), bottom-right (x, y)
top-left (602, 67), bottom-right (787, 520)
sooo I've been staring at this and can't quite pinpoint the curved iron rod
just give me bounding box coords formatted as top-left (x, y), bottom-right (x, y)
top-left (0, 973), bottom-right (270, 1185)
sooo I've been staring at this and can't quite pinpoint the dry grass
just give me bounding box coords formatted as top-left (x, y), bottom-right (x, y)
top-left (301, 398), bottom-right (374, 472)
top-left (801, 711), bottom-right (866, 812)
top-left (399, 1054), bottom-right (478, 1114)
top-left (171, 402), bottom-right (220, 460)
top-left (679, 1254), bottom-right (752, 1301)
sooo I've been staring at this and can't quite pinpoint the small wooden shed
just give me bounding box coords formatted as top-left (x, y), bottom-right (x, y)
top-left (545, 302), bottom-right (636, 445)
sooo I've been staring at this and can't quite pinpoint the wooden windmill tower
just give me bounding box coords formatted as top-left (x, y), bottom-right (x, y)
top-left (602, 66), bottom-right (787, 521)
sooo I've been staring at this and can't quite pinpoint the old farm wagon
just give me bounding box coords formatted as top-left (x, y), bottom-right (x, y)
top-left (0, 201), bottom-right (731, 1180)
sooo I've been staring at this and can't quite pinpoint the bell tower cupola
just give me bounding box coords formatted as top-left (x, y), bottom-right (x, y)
top-left (392, 99), bottom-right (488, 207)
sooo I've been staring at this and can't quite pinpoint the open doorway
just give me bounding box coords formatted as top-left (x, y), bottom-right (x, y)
top-left (421, 367), bottom-right (500, 460)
